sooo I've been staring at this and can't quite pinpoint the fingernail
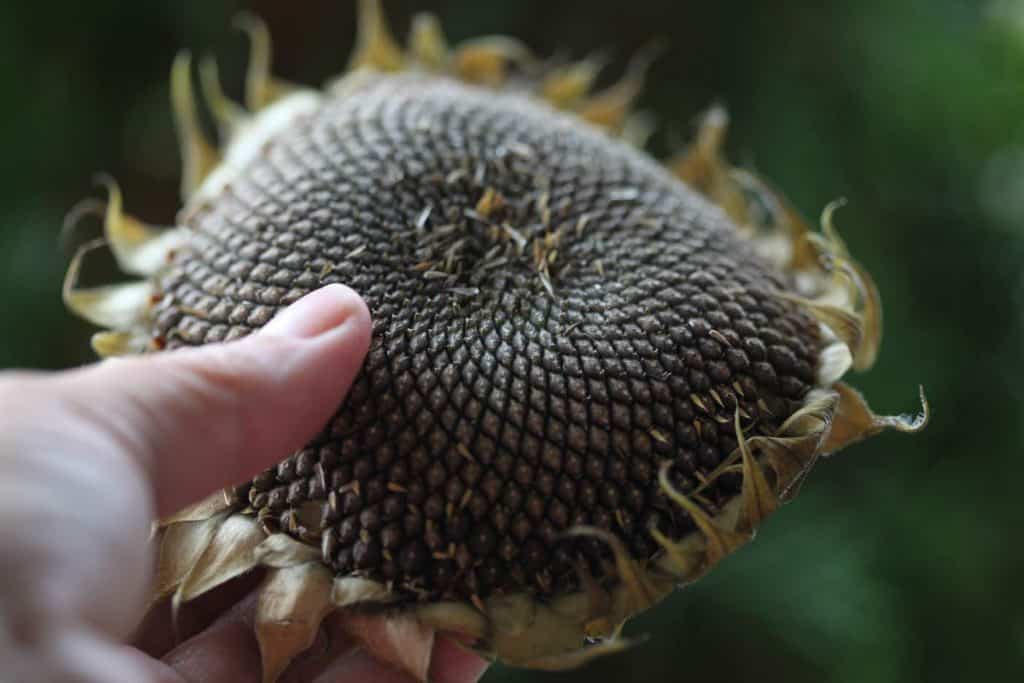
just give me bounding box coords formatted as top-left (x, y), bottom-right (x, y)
top-left (262, 285), bottom-right (363, 339)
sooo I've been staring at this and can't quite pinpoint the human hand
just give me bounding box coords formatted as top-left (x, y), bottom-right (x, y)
top-left (0, 285), bottom-right (489, 683)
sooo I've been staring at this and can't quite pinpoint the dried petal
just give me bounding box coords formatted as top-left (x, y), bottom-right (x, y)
top-left (825, 382), bottom-right (929, 453)
top-left (254, 533), bottom-right (321, 569)
top-left (234, 12), bottom-right (298, 111)
top-left (94, 175), bottom-right (186, 276)
top-left (578, 46), bottom-right (658, 131)
top-left (339, 612), bottom-right (436, 682)
top-left (408, 13), bottom-right (448, 70)
top-left (735, 410), bottom-right (779, 533)
top-left (330, 576), bottom-right (392, 607)
top-left (349, 0), bottom-right (404, 72)
top-left (255, 564), bottom-right (334, 683)
top-left (177, 514), bottom-right (264, 602)
top-left (658, 462), bottom-right (749, 568)
top-left (62, 240), bottom-right (153, 331)
top-left (150, 512), bottom-right (228, 609)
top-left (91, 330), bottom-right (149, 358)
top-left (170, 51), bottom-right (221, 199)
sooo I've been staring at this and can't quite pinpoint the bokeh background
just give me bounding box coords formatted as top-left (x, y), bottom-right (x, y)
top-left (1, 0), bottom-right (1021, 681)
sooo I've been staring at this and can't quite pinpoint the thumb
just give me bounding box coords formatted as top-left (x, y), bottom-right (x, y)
top-left (54, 284), bottom-right (372, 518)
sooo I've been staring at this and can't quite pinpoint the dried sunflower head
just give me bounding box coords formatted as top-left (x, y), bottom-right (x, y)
top-left (64, 1), bottom-right (928, 680)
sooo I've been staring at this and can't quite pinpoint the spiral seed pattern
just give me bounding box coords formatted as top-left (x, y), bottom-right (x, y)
top-left (152, 74), bottom-right (822, 602)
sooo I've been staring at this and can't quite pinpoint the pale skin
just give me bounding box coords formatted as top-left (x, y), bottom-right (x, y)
top-left (0, 285), bottom-right (488, 683)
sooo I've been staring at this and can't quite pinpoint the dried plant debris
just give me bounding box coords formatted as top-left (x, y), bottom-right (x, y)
top-left (63, 1), bottom-right (928, 680)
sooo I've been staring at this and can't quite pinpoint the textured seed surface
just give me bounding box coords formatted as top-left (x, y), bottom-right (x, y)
top-left (152, 73), bottom-right (822, 602)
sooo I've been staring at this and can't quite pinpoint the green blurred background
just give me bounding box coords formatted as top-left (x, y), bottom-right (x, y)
top-left (1, 0), bottom-right (1021, 680)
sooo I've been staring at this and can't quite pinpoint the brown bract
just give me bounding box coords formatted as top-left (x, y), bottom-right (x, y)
top-left (63, 1), bottom-right (928, 680)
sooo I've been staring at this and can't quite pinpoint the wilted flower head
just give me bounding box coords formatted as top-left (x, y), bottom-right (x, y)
top-left (64, 1), bottom-right (927, 680)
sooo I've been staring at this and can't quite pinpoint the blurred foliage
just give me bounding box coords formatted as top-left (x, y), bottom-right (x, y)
top-left (1, 0), bottom-right (1022, 681)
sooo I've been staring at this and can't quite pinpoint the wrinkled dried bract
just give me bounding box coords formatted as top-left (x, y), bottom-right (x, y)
top-left (63, 1), bottom-right (927, 681)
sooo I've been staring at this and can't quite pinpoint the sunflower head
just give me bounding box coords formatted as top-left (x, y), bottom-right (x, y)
top-left (63, 1), bottom-right (927, 680)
